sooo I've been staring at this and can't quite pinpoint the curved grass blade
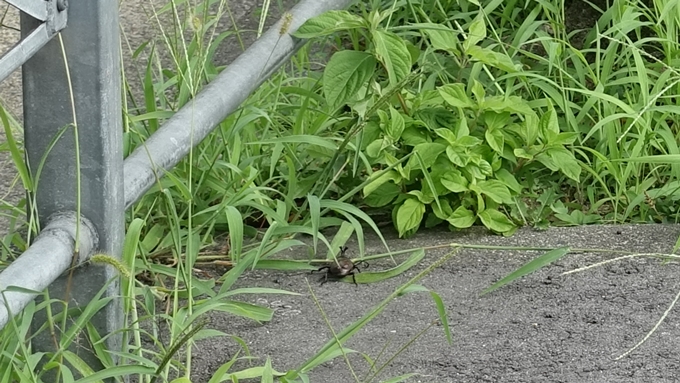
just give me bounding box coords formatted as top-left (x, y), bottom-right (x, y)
top-left (262, 357), bottom-right (274, 383)
top-left (225, 206), bottom-right (244, 263)
top-left (254, 259), bottom-right (317, 271)
top-left (320, 199), bottom-right (392, 257)
top-left (308, 194), bottom-right (321, 253)
top-left (380, 374), bottom-right (419, 383)
top-left (481, 247), bottom-right (570, 295)
top-left (73, 365), bottom-right (156, 383)
top-left (398, 284), bottom-right (451, 344)
top-left (429, 291), bottom-right (452, 344)
top-left (222, 365), bottom-right (285, 381)
top-left (349, 249), bottom-right (424, 284)
top-left (326, 221), bottom-right (354, 259)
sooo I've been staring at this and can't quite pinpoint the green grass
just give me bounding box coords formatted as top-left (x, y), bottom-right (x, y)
top-left (2, 0), bottom-right (680, 380)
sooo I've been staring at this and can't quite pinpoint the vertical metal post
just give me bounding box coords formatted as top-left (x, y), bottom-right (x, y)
top-left (21, 0), bottom-right (123, 372)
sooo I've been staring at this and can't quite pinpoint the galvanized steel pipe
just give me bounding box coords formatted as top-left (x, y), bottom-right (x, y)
top-left (0, 212), bottom-right (97, 328)
top-left (123, 0), bottom-right (354, 208)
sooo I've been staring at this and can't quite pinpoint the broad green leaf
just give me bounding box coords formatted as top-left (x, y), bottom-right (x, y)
top-left (402, 126), bottom-right (430, 145)
top-left (483, 111), bottom-right (511, 130)
top-left (467, 46), bottom-right (519, 73)
top-left (539, 100), bottom-right (559, 138)
top-left (387, 106), bottom-right (405, 141)
top-left (396, 198), bottom-right (425, 237)
top-left (410, 143), bottom-right (446, 169)
top-left (441, 172), bottom-right (468, 193)
top-left (485, 128), bottom-right (504, 153)
top-left (364, 182), bottom-right (401, 207)
top-left (439, 83), bottom-right (475, 109)
top-left (435, 128), bottom-right (457, 145)
top-left (372, 29), bottom-right (411, 85)
top-left (432, 199), bottom-right (453, 220)
top-left (293, 10), bottom-right (367, 38)
top-left (448, 206), bottom-right (475, 228)
top-left (495, 168), bottom-right (522, 194)
top-left (514, 147), bottom-right (534, 160)
top-left (366, 138), bottom-right (385, 158)
top-left (481, 96), bottom-right (534, 116)
top-left (552, 132), bottom-right (579, 145)
top-left (463, 14), bottom-right (486, 51)
top-left (446, 146), bottom-right (466, 167)
top-left (408, 190), bottom-right (434, 204)
top-left (414, 152), bottom-right (442, 212)
top-left (478, 208), bottom-right (515, 233)
top-left (455, 116), bottom-right (470, 137)
top-left (547, 147), bottom-right (581, 182)
top-left (363, 170), bottom-right (400, 197)
top-left (524, 112), bottom-right (539, 145)
top-left (481, 247), bottom-right (570, 295)
top-left (323, 50), bottom-right (376, 107)
top-left (456, 135), bottom-right (482, 147)
top-left (471, 79), bottom-right (485, 103)
top-left (476, 159), bottom-right (493, 177)
top-left (477, 180), bottom-right (512, 204)
top-left (425, 24), bottom-right (459, 53)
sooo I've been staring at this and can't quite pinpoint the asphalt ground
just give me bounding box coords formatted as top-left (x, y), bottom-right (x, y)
top-left (195, 224), bottom-right (680, 383)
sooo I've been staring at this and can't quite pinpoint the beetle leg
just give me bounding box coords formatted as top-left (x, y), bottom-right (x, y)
top-left (349, 272), bottom-right (358, 286)
top-left (319, 271), bottom-right (329, 286)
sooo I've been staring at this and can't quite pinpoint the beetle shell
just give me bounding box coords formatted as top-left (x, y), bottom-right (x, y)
top-left (329, 257), bottom-right (354, 276)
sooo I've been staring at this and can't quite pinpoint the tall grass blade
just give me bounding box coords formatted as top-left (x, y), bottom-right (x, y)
top-left (481, 247), bottom-right (570, 295)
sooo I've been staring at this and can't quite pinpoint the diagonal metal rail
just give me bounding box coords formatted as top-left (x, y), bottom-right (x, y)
top-left (0, 0), bottom-right (67, 83)
top-left (124, 0), bottom-right (353, 207)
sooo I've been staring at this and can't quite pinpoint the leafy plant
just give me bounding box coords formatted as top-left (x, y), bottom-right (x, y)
top-left (294, 9), bottom-right (582, 237)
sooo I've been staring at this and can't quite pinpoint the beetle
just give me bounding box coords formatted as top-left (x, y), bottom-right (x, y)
top-left (313, 246), bottom-right (368, 286)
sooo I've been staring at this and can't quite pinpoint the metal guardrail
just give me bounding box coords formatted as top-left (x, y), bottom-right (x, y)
top-left (0, 0), bottom-right (67, 83)
top-left (0, 0), bottom-right (353, 372)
